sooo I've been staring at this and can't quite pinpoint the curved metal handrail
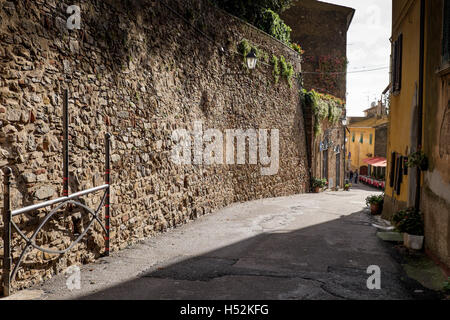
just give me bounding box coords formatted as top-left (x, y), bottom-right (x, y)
top-left (2, 132), bottom-right (112, 297)
top-left (9, 191), bottom-right (108, 285)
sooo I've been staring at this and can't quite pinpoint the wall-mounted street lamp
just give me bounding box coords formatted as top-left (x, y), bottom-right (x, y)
top-left (222, 49), bottom-right (259, 77)
top-left (246, 50), bottom-right (258, 70)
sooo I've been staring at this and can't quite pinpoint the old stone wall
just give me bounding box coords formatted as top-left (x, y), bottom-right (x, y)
top-left (0, 0), bottom-right (308, 290)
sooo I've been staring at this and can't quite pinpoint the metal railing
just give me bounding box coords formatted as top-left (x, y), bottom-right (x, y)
top-left (1, 90), bottom-right (112, 296)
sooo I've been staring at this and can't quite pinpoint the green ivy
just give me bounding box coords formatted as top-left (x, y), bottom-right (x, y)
top-left (256, 9), bottom-right (292, 45)
top-left (212, 1), bottom-right (293, 45)
top-left (271, 55), bottom-right (280, 84)
top-left (211, 0), bottom-right (293, 25)
top-left (238, 41), bottom-right (295, 87)
top-left (279, 55), bottom-right (294, 87)
top-left (237, 39), bottom-right (260, 68)
top-left (300, 89), bottom-right (345, 137)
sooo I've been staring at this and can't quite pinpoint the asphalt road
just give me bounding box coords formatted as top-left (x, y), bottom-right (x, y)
top-left (13, 184), bottom-right (437, 300)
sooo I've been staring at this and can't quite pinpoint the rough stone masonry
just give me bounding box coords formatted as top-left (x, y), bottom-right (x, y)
top-left (0, 0), bottom-right (308, 290)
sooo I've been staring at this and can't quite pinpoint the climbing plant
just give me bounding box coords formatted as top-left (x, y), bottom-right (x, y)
top-left (210, 0), bottom-right (293, 24)
top-left (271, 54), bottom-right (280, 84)
top-left (237, 41), bottom-right (296, 88)
top-left (301, 89), bottom-right (345, 137)
top-left (279, 55), bottom-right (294, 87)
top-left (255, 9), bottom-right (292, 45)
top-left (290, 43), bottom-right (304, 55)
top-left (238, 39), bottom-right (262, 68)
top-left (211, 0), bottom-right (293, 44)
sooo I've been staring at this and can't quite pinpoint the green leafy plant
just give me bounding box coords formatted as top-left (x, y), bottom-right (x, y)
top-left (291, 42), bottom-right (304, 55)
top-left (392, 208), bottom-right (424, 236)
top-left (237, 39), bottom-right (251, 56)
top-left (300, 89), bottom-right (345, 137)
top-left (237, 39), bottom-right (252, 66)
top-left (365, 194), bottom-right (384, 207)
top-left (271, 54), bottom-right (280, 84)
top-left (212, 1), bottom-right (293, 44)
top-left (279, 55), bottom-right (294, 87)
top-left (406, 151), bottom-right (428, 170)
top-left (256, 9), bottom-right (292, 44)
top-left (237, 39), bottom-right (261, 69)
top-left (443, 277), bottom-right (450, 293)
top-left (312, 177), bottom-right (327, 188)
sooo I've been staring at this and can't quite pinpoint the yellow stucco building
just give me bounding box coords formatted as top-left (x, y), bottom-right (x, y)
top-left (384, 0), bottom-right (450, 270)
top-left (346, 117), bottom-right (389, 176)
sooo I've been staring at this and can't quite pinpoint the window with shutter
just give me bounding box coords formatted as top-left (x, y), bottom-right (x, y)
top-left (393, 40), bottom-right (398, 90)
top-left (443, 0), bottom-right (450, 63)
top-left (392, 34), bottom-right (403, 93)
top-left (389, 152), bottom-right (396, 187)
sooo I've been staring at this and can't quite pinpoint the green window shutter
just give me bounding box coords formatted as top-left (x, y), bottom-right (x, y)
top-left (360, 134), bottom-right (364, 144)
top-left (352, 133), bottom-right (355, 142)
top-left (393, 34), bottom-right (403, 92)
top-left (370, 134), bottom-right (373, 145)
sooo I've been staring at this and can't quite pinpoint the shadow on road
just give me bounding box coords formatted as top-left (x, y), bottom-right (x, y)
top-left (76, 210), bottom-right (439, 300)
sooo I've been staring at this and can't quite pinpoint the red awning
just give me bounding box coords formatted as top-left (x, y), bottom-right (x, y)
top-left (363, 157), bottom-right (387, 167)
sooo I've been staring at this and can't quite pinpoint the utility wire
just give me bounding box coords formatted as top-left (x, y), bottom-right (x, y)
top-left (302, 66), bottom-right (389, 75)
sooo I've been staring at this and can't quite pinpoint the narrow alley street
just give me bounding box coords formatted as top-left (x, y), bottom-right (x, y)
top-left (16, 185), bottom-right (432, 300)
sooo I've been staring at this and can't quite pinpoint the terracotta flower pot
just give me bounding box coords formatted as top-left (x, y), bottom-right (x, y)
top-left (370, 203), bottom-right (381, 215)
top-left (314, 186), bottom-right (320, 193)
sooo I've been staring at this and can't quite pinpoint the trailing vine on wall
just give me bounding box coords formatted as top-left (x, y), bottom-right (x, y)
top-left (290, 43), bottom-right (304, 55)
top-left (256, 9), bottom-right (292, 45)
top-left (238, 38), bottom-right (264, 69)
top-left (301, 89), bottom-right (345, 137)
top-left (271, 54), bottom-right (280, 84)
top-left (279, 55), bottom-right (294, 87)
top-left (238, 39), bottom-right (295, 87)
top-left (211, 0), bottom-right (293, 44)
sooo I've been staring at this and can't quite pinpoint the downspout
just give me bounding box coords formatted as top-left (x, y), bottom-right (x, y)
top-left (415, 0), bottom-right (425, 210)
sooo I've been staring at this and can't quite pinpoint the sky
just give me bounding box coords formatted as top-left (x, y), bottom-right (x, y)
top-left (321, 0), bottom-right (392, 116)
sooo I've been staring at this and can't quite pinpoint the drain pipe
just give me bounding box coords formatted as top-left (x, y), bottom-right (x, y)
top-left (415, 0), bottom-right (425, 210)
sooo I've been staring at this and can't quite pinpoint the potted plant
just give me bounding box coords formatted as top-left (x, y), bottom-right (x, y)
top-left (365, 194), bottom-right (384, 215)
top-left (392, 208), bottom-right (425, 250)
top-left (311, 178), bottom-right (327, 193)
top-left (406, 151), bottom-right (428, 171)
top-left (443, 277), bottom-right (450, 296)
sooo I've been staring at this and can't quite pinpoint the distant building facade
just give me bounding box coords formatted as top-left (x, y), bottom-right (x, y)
top-left (346, 116), bottom-right (389, 178)
top-left (282, 0), bottom-right (355, 189)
